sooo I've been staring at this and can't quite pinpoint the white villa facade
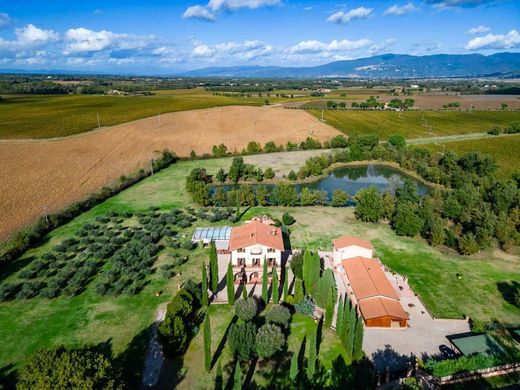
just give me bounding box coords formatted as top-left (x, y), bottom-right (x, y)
top-left (332, 236), bottom-right (374, 265)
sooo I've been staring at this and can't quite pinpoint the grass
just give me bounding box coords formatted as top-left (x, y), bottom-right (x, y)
top-left (420, 134), bottom-right (520, 178)
top-left (309, 110), bottom-right (520, 140)
top-left (0, 154), bottom-right (518, 384)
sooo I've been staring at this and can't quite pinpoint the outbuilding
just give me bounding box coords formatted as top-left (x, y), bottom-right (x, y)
top-left (332, 236), bottom-right (374, 265)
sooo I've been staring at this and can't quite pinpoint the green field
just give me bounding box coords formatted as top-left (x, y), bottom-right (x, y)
top-left (1, 154), bottom-right (518, 384)
top-left (309, 110), bottom-right (520, 140)
top-left (421, 134), bottom-right (520, 178)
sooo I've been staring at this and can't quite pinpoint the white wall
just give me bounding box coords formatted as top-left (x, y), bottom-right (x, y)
top-left (333, 245), bottom-right (373, 265)
top-left (231, 244), bottom-right (281, 267)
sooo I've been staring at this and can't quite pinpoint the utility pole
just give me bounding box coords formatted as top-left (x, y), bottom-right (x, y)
top-left (97, 112), bottom-right (101, 128)
top-left (43, 206), bottom-right (49, 224)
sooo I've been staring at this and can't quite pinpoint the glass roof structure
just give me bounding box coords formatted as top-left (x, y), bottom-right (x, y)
top-left (192, 226), bottom-right (232, 241)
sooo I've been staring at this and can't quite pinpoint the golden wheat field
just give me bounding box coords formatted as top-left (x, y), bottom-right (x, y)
top-left (0, 106), bottom-right (340, 241)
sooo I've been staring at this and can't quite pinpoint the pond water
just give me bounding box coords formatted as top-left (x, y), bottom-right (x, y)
top-left (294, 164), bottom-right (430, 198)
top-left (214, 164), bottom-right (429, 202)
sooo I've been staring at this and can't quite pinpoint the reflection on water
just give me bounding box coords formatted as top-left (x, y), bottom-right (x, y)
top-left (213, 164), bottom-right (430, 202)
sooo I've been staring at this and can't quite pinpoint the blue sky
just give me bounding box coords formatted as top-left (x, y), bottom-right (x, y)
top-left (0, 0), bottom-right (518, 73)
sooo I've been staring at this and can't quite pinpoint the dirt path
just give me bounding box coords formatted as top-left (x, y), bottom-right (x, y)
top-left (406, 132), bottom-right (518, 145)
top-left (0, 106), bottom-right (340, 242)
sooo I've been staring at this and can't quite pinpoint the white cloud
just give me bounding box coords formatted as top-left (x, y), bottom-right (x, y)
top-left (289, 38), bottom-right (372, 55)
top-left (427, 0), bottom-right (493, 9)
top-left (64, 27), bottom-right (155, 54)
top-left (183, 0), bottom-right (280, 20)
top-left (303, 7), bottom-right (313, 11)
top-left (93, 9), bottom-right (103, 15)
top-left (0, 24), bottom-right (59, 52)
top-left (467, 25), bottom-right (490, 34)
top-left (384, 3), bottom-right (418, 16)
top-left (0, 12), bottom-right (12, 28)
top-left (183, 5), bottom-right (216, 21)
top-left (327, 7), bottom-right (373, 24)
top-left (465, 30), bottom-right (520, 50)
top-left (192, 40), bottom-right (273, 61)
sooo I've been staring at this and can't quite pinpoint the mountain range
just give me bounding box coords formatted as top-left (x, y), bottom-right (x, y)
top-left (182, 52), bottom-right (520, 79)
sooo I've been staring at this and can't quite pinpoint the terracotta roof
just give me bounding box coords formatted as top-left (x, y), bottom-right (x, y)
top-left (333, 236), bottom-right (373, 251)
top-left (359, 297), bottom-right (408, 320)
top-left (342, 257), bottom-right (399, 300)
top-left (229, 220), bottom-right (284, 251)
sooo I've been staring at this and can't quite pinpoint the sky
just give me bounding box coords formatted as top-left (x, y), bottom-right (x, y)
top-left (0, 0), bottom-right (519, 73)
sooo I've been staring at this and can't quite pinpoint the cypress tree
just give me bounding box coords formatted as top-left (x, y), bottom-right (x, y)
top-left (226, 261), bottom-right (235, 305)
top-left (262, 257), bottom-right (269, 304)
top-left (324, 287), bottom-right (335, 328)
top-left (202, 261), bottom-right (209, 306)
top-left (272, 266), bottom-right (279, 304)
top-left (233, 360), bottom-right (242, 390)
top-left (242, 281), bottom-right (248, 299)
top-left (353, 315), bottom-right (364, 362)
top-left (336, 295), bottom-right (344, 335)
top-left (340, 298), bottom-right (350, 346)
top-left (209, 241), bottom-right (219, 293)
top-left (204, 315), bottom-right (211, 372)
top-left (289, 351), bottom-right (299, 382)
top-left (307, 325), bottom-right (317, 380)
top-left (294, 278), bottom-right (304, 303)
top-left (303, 251), bottom-right (320, 297)
top-left (346, 303), bottom-right (357, 361)
top-left (283, 267), bottom-right (289, 301)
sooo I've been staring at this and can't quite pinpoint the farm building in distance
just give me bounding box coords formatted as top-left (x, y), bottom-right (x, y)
top-left (192, 226), bottom-right (232, 251)
top-left (341, 256), bottom-right (408, 328)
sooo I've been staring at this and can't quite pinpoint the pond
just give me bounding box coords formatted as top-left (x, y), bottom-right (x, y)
top-left (214, 164), bottom-right (430, 202)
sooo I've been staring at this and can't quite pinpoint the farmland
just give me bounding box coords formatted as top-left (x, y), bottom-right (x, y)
top-left (0, 106), bottom-right (339, 241)
top-left (1, 155), bottom-right (518, 385)
top-left (309, 110), bottom-right (520, 140)
top-left (421, 134), bottom-right (520, 179)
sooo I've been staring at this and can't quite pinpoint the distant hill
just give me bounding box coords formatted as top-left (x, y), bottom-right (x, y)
top-left (182, 52), bottom-right (520, 78)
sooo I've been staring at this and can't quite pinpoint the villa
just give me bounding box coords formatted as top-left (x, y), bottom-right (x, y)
top-left (332, 236), bottom-right (374, 265)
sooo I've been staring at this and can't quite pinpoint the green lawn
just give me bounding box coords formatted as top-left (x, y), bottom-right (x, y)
top-left (309, 110), bottom-right (520, 140)
top-left (1, 155), bottom-right (518, 385)
top-left (420, 134), bottom-right (520, 178)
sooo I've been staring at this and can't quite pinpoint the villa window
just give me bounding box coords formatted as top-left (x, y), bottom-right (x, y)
top-left (267, 248), bottom-right (275, 253)
top-left (268, 258), bottom-right (275, 266)
top-left (237, 258), bottom-right (245, 266)
top-left (252, 258), bottom-right (261, 267)
top-left (237, 248), bottom-right (246, 253)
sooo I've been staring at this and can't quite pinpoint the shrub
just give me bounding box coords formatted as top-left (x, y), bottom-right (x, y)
top-left (282, 212), bottom-right (295, 226)
top-left (264, 167), bottom-right (275, 180)
top-left (332, 189), bottom-right (349, 207)
top-left (294, 297), bottom-right (315, 316)
top-left (17, 346), bottom-right (121, 390)
top-left (228, 321), bottom-right (257, 361)
top-left (234, 298), bottom-right (258, 321)
top-left (288, 170), bottom-right (298, 181)
top-left (424, 353), bottom-right (503, 377)
top-left (265, 305), bottom-right (291, 328)
top-left (256, 324), bottom-right (285, 358)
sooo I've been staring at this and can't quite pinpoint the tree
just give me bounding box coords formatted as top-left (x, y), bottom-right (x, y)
top-left (303, 251), bottom-right (320, 297)
top-left (353, 316), bottom-right (364, 362)
top-left (290, 251), bottom-right (304, 280)
top-left (234, 298), bottom-right (257, 321)
top-left (336, 295), bottom-right (344, 335)
top-left (332, 189), bottom-right (349, 207)
top-left (229, 157), bottom-right (246, 183)
top-left (256, 324), bottom-right (285, 358)
top-left (458, 232), bottom-right (480, 255)
top-left (265, 304), bottom-right (291, 328)
top-left (392, 201), bottom-right (424, 237)
top-left (264, 167), bottom-right (275, 179)
top-left (289, 352), bottom-right (299, 382)
top-left (209, 242), bottom-right (219, 294)
top-left (288, 170), bottom-right (298, 181)
top-left (229, 322), bottom-right (257, 361)
top-left (246, 141), bottom-right (262, 154)
top-left (382, 191), bottom-right (396, 220)
top-left (202, 261), bottom-right (209, 306)
top-left (204, 315), bottom-right (211, 372)
top-left (294, 278), bottom-right (304, 303)
top-left (388, 134), bottom-right (406, 150)
top-left (315, 268), bottom-right (337, 308)
top-left (233, 361), bottom-right (242, 390)
top-left (330, 134), bottom-right (348, 148)
top-left (216, 168), bottom-right (226, 183)
top-left (215, 360), bottom-right (223, 390)
top-left (212, 144), bottom-right (228, 158)
top-left (272, 266), bottom-right (279, 303)
top-left (355, 186), bottom-right (384, 222)
top-left (307, 325), bottom-right (317, 380)
top-left (283, 267), bottom-right (289, 301)
top-left (17, 346), bottom-right (121, 390)
top-left (262, 259), bottom-right (269, 303)
top-left (282, 212), bottom-right (295, 225)
top-left (346, 304), bottom-right (357, 360)
top-left (325, 287), bottom-right (336, 328)
top-left (272, 183), bottom-right (298, 206)
top-left (226, 262), bottom-right (235, 305)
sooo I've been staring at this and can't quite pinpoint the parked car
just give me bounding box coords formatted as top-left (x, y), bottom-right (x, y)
top-left (439, 344), bottom-right (457, 359)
